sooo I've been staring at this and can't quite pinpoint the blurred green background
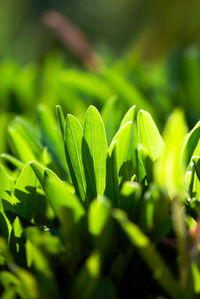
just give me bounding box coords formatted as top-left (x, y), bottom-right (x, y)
top-left (2, 0), bottom-right (200, 61)
top-left (1, 0), bottom-right (200, 152)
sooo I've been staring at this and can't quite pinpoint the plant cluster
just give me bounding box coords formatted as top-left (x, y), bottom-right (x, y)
top-left (0, 100), bottom-right (200, 298)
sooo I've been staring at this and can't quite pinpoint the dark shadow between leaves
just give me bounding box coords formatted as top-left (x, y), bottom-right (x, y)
top-left (119, 160), bottom-right (134, 184)
top-left (13, 186), bottom-right (37, 221)
top-left (2, 190), bottom-right (13, 211)
top-left (143, 155), bottom-right (153, 183)
top-left (105, 147), bottom-right (119, 207)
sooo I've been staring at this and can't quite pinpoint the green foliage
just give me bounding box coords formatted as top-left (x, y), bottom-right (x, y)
top-left (2, 56), bottom-right (200, 297)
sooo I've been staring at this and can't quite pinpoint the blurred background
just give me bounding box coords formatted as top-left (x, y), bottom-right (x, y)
top-left (1, 0), bottom-right (200, 62)
top-left (1, 0), bottom-right (200, 151)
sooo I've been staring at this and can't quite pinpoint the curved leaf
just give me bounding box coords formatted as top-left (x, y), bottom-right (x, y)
top-left (30, 162), bottom-right (85, 222)
top-left (181, 121), bottom-right (200, 167)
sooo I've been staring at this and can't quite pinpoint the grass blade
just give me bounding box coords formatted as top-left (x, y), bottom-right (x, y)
top-left (65, 114), bottom-right (86, 202)
top-left (82, 106), bottom-right (108, 201)
top-left (137, 109), bottom-right (164, 162)
top-left (56, 105), bottom-right (65, 139)
top-left (120, 105), bottom-right (136, 128)
top-left (154, 109), bottom-right (187, 198)
top-left (109, 122), bottom-right (133, 182)
top-left (181, 121), bottom-right (200, 167)
top-left (88, 197), bottom-right (111, 236)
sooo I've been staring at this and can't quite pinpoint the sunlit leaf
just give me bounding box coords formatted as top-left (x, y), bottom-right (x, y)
top-left (13, 164), bottom-right (38, 221)
top-left (82, 106), bottom-right (108, 201)
top-left (137, 109), bottom-right (164, 162)
top-left (88, 197), bottom-right (111, 236)
top-left (154, 109), bottom-right (187, 198)
top-left (65, 114), bottom-right (86, 202)
top-left (30, 162), bottom-right (85, 222)
top-left (109, 121), bottom-right (133, 182)
top-left (120, 105), bottom-right (136, 128)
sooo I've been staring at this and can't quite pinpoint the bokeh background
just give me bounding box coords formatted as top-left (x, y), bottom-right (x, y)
top-left (2, 0), bottom-right (200, 61)
top-left (1, 0), bottom-right (200, 152)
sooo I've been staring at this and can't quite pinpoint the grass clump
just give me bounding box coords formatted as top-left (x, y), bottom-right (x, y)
top-left (0, 102), bottom-right (200, 298)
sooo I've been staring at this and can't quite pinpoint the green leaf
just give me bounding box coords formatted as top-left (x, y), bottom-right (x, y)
top-left (0, 271), bottom-right (20, 289)
top-left (120, 105), bottom-right (136, 128)
top-left (73, 250), bottom-right (101, 299)
top-left (37, 105), bottom-right (68, 173)
top-left (171, 199), bottom-right (188, 288)
top-left (105, 143), bottom-right (119, 206)
top-left (154, 109), bottom-right (187, 198)
top-left (120, 105), bottom-right (138, 176)
top-left (45, 175), bottom-right (85, 223)
top-left (13, 164), bottom-right (38, 221)
top-left (56, 105), bottom-right (65, 139)
top-left (186, 156), bottom-right (200, 199)
top-left (0, 165), bottom-right (13, 212)
top-left (1, 154), bottom-right (25, 170)
top-left (12, 117), bottom-right (42, 156)
top-left (191, 262), bottom-right (200, 294)
top-left (65, 114), bottom-right (86, 202)
top-left (12, 217), bottom-right (23, 240)
top-left (30, 162), bottom-right (85, 222)
top-left (88, 197), bottom-right (111, 236)
top-left (109, 122), bottom-right (133, 181)
top-left (0, 166), bottom-right (13, 239)
top-left (137, 109), bottom-right (164, 162)
top-left (13, 267), bottom-right (39, 299)
top-left (10, 217), bottom-right (25, 266)
top-left (120, 181), bottom-right (142, 220)
top-left (8, 127), bottom-right (36, 163)
top-left (82, 106), bottom-right (108, 201)
top-left (181, 121), bottom-right (200, 167)
top-left (192, 156), bottom-right (200, 182)
top-left (0, 212), bottom-right (12, 241)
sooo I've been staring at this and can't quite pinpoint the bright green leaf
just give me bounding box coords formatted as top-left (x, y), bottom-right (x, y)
top-left (30, 162), bottom-right (85, 222)
top-left (120, 105), bottom-right (136, 128)
top-left (109, 121), bottom-right (133, 181)
top-left (137, 109), bottom-right (164, 162)
top-left (88, 197), bottom-right (111, 236)
top-left (65, 114), bottom-right (86, 202)
top-left (154, 109), bottom-right (187, 198)
top-left (82, 106), bottom-right (108, 201)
